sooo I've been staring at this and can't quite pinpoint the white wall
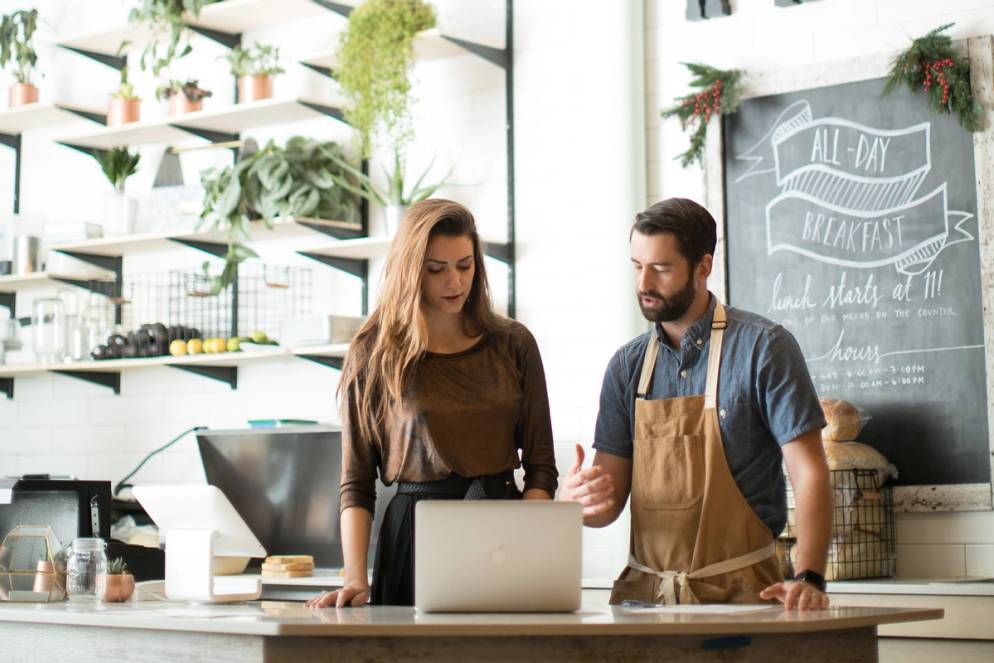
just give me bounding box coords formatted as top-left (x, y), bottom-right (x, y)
top-left (645, 0), bottom-right (994, 578)
top-left (0, 0), bottom-right (646, 582)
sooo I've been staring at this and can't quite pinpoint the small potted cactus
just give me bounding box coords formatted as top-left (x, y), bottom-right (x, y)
top-left (108, 66), bottom-right (141, 126)
top-left (100, 557), bottom-right (135, 602)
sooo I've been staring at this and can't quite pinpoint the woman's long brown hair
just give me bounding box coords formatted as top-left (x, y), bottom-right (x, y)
top-left (337, 198), bottom-right (504, 445)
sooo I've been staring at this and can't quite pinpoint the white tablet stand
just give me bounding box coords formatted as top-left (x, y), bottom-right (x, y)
top-left (133, 485), bottom-right (265, 603)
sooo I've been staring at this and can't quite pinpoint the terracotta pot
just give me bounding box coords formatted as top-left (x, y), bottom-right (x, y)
top-left (108, 97), bottom-right (141, 126)
top-left (169, 94), bottom-right (203, 115)
top-left (237, 75), bottom-right (272, 103)
top-left (9, 82), bottom-right (39, 107)
top-left (100, 573), bottom-right (135, 602)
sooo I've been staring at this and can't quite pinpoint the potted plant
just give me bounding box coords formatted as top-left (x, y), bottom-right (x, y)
top-left (223, 43), bottom-right (284, 103)
top-left (157, 79), bottom-right (212, 115)
top-left (99, 557), bottom-right (135, 603)
top-left (322, 147), bottom-right (450, 235)
top-left (199, 137), bottom-right (361, 292)
top-left (128, 0), bottom-right (218, 76)
top-left (108, 65), bottom-right (141, 126)
top-left (91, 147), bottom-right (141, 236)
top-left (0, 9), bottom-right (39, 107)
top-left (335, 0), bottom-right (436, 158)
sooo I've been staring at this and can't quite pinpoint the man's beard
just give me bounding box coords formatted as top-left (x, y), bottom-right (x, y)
top-left (637, 275), bottom-right (696, 322)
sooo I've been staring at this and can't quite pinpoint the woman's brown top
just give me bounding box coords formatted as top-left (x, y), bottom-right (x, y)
top-left (339, 320), bottom-right (559, 514)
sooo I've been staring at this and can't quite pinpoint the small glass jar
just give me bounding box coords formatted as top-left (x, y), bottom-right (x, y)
top-left (66, 538), bottom-right (107, 602)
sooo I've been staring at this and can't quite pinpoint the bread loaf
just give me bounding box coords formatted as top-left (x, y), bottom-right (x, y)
top-left (820, 398), bottom-right (869, 441)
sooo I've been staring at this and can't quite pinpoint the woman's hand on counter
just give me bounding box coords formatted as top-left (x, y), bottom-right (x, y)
top-left (759, 580), bottom-right (830, 610)
top-left (306, 583), bottom-right (370, 608)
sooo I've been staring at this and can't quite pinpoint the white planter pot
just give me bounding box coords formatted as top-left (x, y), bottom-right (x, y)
top-left (103, 192), bottom-right (139, 236)
top-left (383, 204), bottom-right (408, 237)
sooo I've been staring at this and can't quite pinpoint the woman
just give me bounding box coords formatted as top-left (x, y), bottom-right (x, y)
top-left (306, 199), bottom-right (558, 607)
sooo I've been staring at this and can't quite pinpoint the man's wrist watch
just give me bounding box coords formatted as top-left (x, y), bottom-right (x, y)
top-left (794, 569), bottom-right (827, 592)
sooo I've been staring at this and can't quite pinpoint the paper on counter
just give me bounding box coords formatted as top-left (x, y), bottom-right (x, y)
top-left (621, 603), bottom-right (780, 615)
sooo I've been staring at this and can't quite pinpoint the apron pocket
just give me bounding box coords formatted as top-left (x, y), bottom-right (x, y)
top-left (634, 434), bottom-right (704, 509)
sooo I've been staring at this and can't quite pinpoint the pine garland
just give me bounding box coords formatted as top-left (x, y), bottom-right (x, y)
top-left (661, 63), bottom-right (742, 167)
top-left (884, 23), bottom-right (983, 132)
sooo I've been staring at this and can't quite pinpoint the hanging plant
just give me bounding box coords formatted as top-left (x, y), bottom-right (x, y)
top-left (661, 63), bottom-right (742, 167)
top-left (128, 0), bottom-right (218, 77)
top-left (199, 137), bottom-right (362, 293)
top-left (884, 23), bottom-right (983, 132)
top-left (335, 0), bottom-right (437, 158)
top-left (0, 9), bottom-right (39, 84)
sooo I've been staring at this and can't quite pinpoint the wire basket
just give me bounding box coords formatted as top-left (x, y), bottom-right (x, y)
top-left (119, 263), bottom-right (312, 341)
top-left (167, 263), bottom-right (313, 340)
top-left (777, 468), bottom-right (896, 581)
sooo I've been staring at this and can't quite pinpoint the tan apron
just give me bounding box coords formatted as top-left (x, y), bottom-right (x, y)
top-left (609, 301), bottom-right (783, 605)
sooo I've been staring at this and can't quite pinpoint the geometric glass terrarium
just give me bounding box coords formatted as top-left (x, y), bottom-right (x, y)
top-left (0, 525), bottom-right (67, 602)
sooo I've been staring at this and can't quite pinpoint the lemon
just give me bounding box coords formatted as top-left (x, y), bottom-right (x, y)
top-left (226, 337), bottom-right (241, 352)
top-left (186, 338), bottom-right (203, 355)
top-left (169, 339), bottom-right (187, 356)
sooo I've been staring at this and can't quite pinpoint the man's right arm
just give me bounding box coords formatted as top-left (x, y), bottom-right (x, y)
top-left (584, 450), bottom-right (632, 527)
top-left (559, 346), bottom-right (635, 527)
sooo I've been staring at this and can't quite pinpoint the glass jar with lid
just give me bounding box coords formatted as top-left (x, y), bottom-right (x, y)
top-left (66, 537), bottom-right (107, 602)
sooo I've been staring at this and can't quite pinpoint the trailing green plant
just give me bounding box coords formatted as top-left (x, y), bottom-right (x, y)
top-left (128, 0), bottom-right (217, 77)
top-left (0, 9), bottom-right (39, 84)
top-left (335, 0), bottom-right (436, 157)
top-left (222, 43), bottom-right (284, 77)
top-left (321, 146), bottom-right (449, 207)
top-left (92, 147), bottom-right (141, 193)
top-left (884, 23), bottom-right (983, 132)
top-left (106, 557), bottom-right (129, 575)
top-left (156, 78), bottom-right (212, 102)
top-left (198, 137), bottom-right (361, 292)
top-left (661, 63), bottom-right (742, 167)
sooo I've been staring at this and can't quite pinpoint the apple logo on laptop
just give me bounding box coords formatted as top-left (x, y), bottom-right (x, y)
top-left (489, 544), bottom-right (508, 568)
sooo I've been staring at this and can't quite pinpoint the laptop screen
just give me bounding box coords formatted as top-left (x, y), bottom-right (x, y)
top-left (196, 426), bottom-right (394, 568)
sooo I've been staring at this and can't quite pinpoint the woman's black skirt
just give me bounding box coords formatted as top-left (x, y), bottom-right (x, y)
top-left (370, 472), bottom-right (520, 606)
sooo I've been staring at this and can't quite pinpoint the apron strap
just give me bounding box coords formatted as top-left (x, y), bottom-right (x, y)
top-left (704, 302), bottom-right (726, 411)
top-left (636, 329), bottom-right (661, 399)
top-left (627, 541), bottom-right (776, 605)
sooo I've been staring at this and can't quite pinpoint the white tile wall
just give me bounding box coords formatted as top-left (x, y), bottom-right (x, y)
top-left (645, 0), bottom-right (994, 578)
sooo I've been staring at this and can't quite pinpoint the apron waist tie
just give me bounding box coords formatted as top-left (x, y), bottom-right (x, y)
top-left (627, 541), bottom-right (776, 605)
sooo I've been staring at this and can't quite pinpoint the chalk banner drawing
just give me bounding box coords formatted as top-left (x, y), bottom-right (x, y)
top-left (736, 100), bottom-right (975, 276)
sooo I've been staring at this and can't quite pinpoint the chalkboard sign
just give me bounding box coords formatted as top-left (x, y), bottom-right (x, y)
top-left (722, 76), bottom-right (988, 488)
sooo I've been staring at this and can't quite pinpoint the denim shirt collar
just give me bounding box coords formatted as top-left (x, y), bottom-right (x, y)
top-left (654, 292), bottom-right (717, 352)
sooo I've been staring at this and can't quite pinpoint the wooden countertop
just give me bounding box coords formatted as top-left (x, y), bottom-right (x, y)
top-left (0, 600), bottom-right (942, 637)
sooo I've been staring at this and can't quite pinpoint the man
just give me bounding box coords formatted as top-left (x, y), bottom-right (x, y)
top-left (561, 198), bottom-right (832, 610)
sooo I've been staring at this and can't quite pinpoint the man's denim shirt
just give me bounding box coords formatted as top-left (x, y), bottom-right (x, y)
top-left (593, 293), bottom-right (826, 535)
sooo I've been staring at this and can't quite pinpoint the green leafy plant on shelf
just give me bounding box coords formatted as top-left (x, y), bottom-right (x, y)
top-left (128, 0), bottom-right (218, 77)
top-left (884, 23), bottom-right (983, 132)
top-left (0, 8), bottom-right (38, 84)
top-left (198, 137), bottom-right (362, 293)
top-left (335, 0), bottom-right (437, 158)
top-left (156, 78), bottom-right (212, 102)
top-left (321, 146), bottom-right (450, 207)
top-left (92, 147), bottom-right (141, 193)
top-left (222, 42), bottom-right (285, 77)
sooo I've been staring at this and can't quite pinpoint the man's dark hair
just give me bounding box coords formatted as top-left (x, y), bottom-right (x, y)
top-left (631, 198), bottom-right (717, 265)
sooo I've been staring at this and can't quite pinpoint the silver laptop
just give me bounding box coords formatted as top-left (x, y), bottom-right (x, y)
top-left (414, 501), bottom-right (582, 612)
